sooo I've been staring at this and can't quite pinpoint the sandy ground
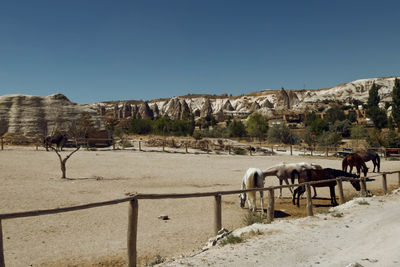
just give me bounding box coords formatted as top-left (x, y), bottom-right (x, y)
top-left (159, 190), bottom-right (400, 267)
top-left (0, 145), bottom-right (399, 266)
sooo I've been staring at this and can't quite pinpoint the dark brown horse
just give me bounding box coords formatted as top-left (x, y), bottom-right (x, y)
top-left (44, 133), bottom-right (68, 151)
top-left (357, 151), bottom-right (380, 173)
top-left (292, 168), bottom-right (360, 207)
top-left (342, 153), bottom-right (368, 177)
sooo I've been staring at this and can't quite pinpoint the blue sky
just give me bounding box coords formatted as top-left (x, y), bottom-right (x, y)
top-left (1, 1), bottom-right (399, 104)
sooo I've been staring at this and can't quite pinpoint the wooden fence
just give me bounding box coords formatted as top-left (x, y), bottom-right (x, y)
top-left (1, 136), bottom-right (393, 160)
top-left (1, 171), bottom-right (399, 267)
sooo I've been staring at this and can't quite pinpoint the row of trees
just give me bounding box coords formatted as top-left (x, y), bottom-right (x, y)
top-left (367, 78), bottom-right (400, 129)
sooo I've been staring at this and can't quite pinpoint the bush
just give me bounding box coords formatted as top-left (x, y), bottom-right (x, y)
top-left (233, 147), bottom-right (246, 155)
top-left (219, 234), bottom-right (243, 246)
top-left (242, 211), bottom-right (265, 225)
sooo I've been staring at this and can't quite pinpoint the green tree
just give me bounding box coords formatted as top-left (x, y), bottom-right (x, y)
top-left (366, 129), bottom-right (386, 147)
top-left (325, 106), bottom-right (346, 124)
top-left (304, 112), bottom-right (317, 126)
top-left (309, 118), bottom-right (329, 135)
top-left (228, 120), bottom-right (247, 138)
top-left (267, 123), bottom-right (299, 144)
top-left (367, 82), bottom-right (380, 107)
top-left (303, 127), bottom-right (317, 150)
top-left (366, 82), bottom-right (388, 129)
top-left (330, 119), bottom-right (352, 137)
top-left (392, 78), bottom-right (400, 129)
top-left (246, 112), bottom-right (268, 143)
top-left (350, 125), bottom-right (367, 139)
top-left (385, 129), bottom-right (400, 147)
top-left (317, 131), bottom-right (342, 148)
top-left (129, 118), bottom-right (153, 134)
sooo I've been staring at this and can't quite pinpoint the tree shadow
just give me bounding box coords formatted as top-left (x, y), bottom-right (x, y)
top-left (59, 177), bottom-right (130, 181)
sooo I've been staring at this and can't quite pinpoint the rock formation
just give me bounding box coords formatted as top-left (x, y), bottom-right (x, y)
top-left (0, 94), bottom-right (104, 137)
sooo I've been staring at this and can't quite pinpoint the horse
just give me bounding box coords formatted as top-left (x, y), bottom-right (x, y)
top-left (292, 168), bottom-right (360, 207)
top-left (262, 162), bottom-right (322, 198)
top-left (239, 168), bottom-right (265, 214)
top-left (357, 151), bottom-right (380, 173)
top-left (342, 153), bottom-right (368, 177)
top-left (44, 133), bottom-right (68, 151)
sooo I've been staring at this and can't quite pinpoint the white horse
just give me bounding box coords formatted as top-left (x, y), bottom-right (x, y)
top-left (239, 168), bottom-right (265, 214)
top-left (262, 162), bottom-right (322, 198)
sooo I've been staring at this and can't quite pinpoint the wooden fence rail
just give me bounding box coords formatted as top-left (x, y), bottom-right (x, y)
top-left (0, 171), bottom-right (399, 267)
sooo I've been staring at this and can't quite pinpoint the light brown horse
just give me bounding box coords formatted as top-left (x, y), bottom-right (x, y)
top-left (342, 153), bottom-right (368, 177)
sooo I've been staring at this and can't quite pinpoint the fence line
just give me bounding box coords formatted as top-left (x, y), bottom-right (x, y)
top-left (1, 135), bottom-right (396, 158)
top-left (0, 170), bottom-right (399, 267)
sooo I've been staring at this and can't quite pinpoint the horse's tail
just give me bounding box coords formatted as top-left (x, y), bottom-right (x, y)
top-left (253, 172), bottom-right (259, 188)
top-left (342, 157), bottom-right (348, 172)
top-left (291, 170), bottom-right (299, 184)
top-left (376, 154), bottom-right (381, 172)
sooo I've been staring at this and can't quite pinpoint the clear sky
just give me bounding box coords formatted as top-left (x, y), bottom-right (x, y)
top-left (1, 1), bottom-right (399, 104)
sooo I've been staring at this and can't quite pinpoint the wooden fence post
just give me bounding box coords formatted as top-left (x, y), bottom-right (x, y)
top-left (139, 140), bottom-right (141, 151)
top-left (398, 172), bottom-right (400, 188)
top-left (360, 177), bottom-right (367, 197)
top-left (112, 138), bottom-right (115, 150)
top-left (290, 145), bottom-right (293, 156)
top-left (128, 198), bottom-right (138, 267)
top-left (382, 174), bottom-right (388, 195)
top-left (249, 147), bottom-right (252, 156)
top-left (267, 189), bottom-right (275, 223)
top-left (214, 194), bottom-right (222, 235)
top-left (1, 137), bottom-right (3, 151)
top-left (325, 147), bottom-right (329, 157)
top-left (337, 178), bottom-right (345, 205)
top-left (185, 143), bottom-right (188, 153)
top-left (306, 183), bottom-right (313, 216)
top-left (228, 146), bottom-right (231, 155)
top-left (0, 219), bottom-right (5, 267)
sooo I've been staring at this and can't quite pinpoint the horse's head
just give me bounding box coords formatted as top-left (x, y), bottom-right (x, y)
top-left (350, 179), bottom-right (361, 191)
top-left (239, 193), bottom-right (246, 208)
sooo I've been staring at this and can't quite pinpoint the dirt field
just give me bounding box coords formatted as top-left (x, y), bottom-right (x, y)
top-left (0, 146), bottom-right (399, 266)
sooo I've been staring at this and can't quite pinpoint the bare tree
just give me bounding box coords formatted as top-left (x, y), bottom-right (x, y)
top-left (51, 145), bottom-right (80, 179)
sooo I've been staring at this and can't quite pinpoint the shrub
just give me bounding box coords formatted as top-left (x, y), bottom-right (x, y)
top-left (233, 147), bottom-right (246, 155)
top-left (242, 211), bottom-right (265, 225)
top-left (219, 234), bottom-right (243, 246)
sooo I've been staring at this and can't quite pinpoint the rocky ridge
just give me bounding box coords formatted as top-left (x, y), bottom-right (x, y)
top-left (0, 94), bottom-right (104, 137)
top-left (97, 76), bottom-right (399, 121)
top-left (0, 77), bottom-right (398, 137)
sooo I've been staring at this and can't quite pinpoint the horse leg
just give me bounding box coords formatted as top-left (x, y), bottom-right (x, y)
top-left (278, 179), bottom-right (283, 198)
top-left (284, 177), bottom-right (294, 194)
top-left (330, 186), bottom-right (338, 206)
top-left (251, 191), bottom-right (257, 212)
top-left (377, 156), bottom-right (380, 172)
top-left (292, 187), bottom-right (298, 205)
top-left (312, 186), bottom-right (317, 198)
top-left (349, 165), bottom-right (353, 174)
top-left (296, 186), bottom-right (306, 207)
